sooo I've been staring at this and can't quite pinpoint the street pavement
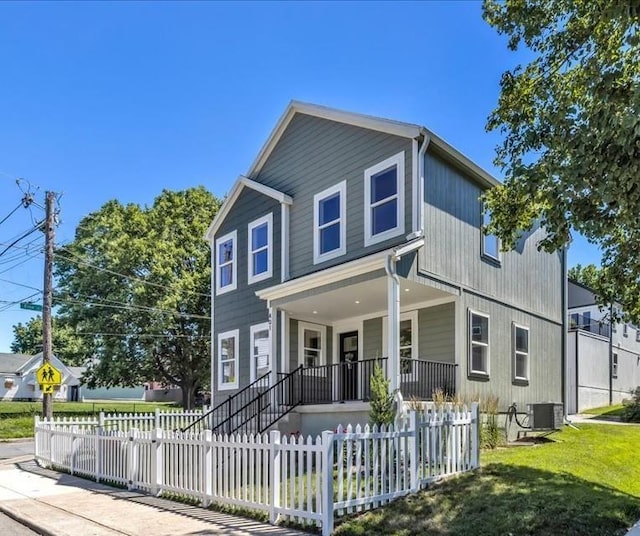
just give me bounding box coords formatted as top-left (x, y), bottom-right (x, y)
top-left (0, 511), bottom-right (40, 535)
top-left (0, 458), bottom-right (310, 536)
top-left (0, 439), bottom-right (34, 460)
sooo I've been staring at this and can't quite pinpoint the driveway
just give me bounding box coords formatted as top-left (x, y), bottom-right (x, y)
top-left (0, 440), bottom-right (34, 461)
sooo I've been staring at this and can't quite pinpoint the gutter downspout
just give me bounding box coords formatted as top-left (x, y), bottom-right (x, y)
top-left (609, 303), bottom-right (614, 405)
top-left (408, 132), bottom-right (431, 240)
top-left (384, 238), bottom-right (425, 423)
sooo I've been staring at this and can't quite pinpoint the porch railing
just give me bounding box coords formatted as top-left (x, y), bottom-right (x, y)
top-left (280, 357), bottom-right (457, 405)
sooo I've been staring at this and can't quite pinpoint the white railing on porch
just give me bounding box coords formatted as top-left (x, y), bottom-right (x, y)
top-left (35, 403), bottom-right (479, 536)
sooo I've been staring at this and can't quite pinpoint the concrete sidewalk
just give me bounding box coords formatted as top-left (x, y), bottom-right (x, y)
top-left (0, 458), bottom-right (309, 536)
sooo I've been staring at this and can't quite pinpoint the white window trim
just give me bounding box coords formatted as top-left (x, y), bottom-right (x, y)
top-left (313, 181), bottom-right (347, 264)
top-left (364, 151), bottom-right (405, 247)
top-left (217, 329), bottom-right (239, 391)
top-left (512, 322), bottom-right (530, 382)
top-left (247, 213), bottom-right (273, 284)
top-left (215, 230), bottom-right (237, 295)
top-left (481, 203), bottom-right (501, 263)
top-left (468, 309), bottom-right (490, 376)
top-left (298, 322), bottom-right (326, 368)
top-left (382, 310), bottom-right (418, 378)
top-left (249, 322), bottom-right (271, 383)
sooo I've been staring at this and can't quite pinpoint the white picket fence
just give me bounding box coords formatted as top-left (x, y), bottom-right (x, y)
top-left (35, 404), bottom-right (479, 535)
top-left (36, 408), bottom-right (206, 433)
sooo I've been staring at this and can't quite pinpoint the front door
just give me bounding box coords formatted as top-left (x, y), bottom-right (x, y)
top-left (339, 331), bottom-right (358, 401)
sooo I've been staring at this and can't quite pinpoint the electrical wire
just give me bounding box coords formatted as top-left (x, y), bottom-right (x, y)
top-left (0, 201), bottom-right (26, 227)
top-left (0, 291), bottom-right (41, 312)
top-left (55, 248), bottom-right (210, 298)
top-left (0, 221), bottom-right (45, 259)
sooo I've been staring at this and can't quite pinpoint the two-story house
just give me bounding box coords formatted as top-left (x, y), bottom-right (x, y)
top-left (567, 279), bottom-right (640, 412)
top-left (205, 101), bottom-right (564, 437)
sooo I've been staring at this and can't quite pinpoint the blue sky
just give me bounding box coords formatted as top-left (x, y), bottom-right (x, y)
top-left (0, 1), bottom-right (599, 352)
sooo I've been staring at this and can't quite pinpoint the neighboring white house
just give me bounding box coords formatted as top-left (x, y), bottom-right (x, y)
top-left (567, 280), bottom-right (640, 412)
top-left (0, 352), bottom-right (82, 402)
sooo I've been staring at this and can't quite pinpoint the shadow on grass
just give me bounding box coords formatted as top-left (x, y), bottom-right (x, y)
top-left (334, 464), bottom-right (640, 536)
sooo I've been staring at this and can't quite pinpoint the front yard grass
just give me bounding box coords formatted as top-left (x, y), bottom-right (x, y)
top-left (0, 401), bottom-right (181, 439)
top-left (584, 404), bottom-right (625, 419)
top-left (334, 423), bottom-right (640, 536)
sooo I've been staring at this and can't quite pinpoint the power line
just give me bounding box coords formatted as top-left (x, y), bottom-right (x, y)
top-left (71, 331), bottom-right (209, 340)
top-left (55, 248), bottom-right (210, 298)
top-left (55, 296), bottom-right (211, 321)
top-left (0, 291), bottom-right (41, 312)
top-left (0, 221), bottom-right (44, 259)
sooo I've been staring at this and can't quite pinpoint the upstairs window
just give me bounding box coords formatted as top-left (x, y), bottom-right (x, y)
top-left (513, 323), bottom-right (530, 382)
top-left (216, 230), bottom-right (237, 295)
top-left (248, 214), bottom-right (272, 284)
top-left (364, 152), bottom-right (405, 246)
top-left (481, 204), bottom-right (500, 262)
top-left (313, 181), bottom-right (346, 264)
top-left (469, 310), bottom-right (490, 376)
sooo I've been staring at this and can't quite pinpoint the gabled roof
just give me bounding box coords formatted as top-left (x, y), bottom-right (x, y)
top-left (0, 352), bottom-right (32, 374)
top-left (205, 101), bottom-right (500, 241)
top-left (204, 176), bottom-right (292, 242)
top-left (248, 101), bottom-right (500, 189)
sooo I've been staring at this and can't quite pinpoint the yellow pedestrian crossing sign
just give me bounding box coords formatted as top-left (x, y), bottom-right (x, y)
top-left (37, 363), bottom-right (62, 386)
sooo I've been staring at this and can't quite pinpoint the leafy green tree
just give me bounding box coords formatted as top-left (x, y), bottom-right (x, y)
top-left (568, 264), bottom-right (600, 289)
top-left (55, 187), bottom-right (221, 408)
top-left (11, 316), bottom-right (86, 365)
top-left (482, 1), bottom-right (640, 318)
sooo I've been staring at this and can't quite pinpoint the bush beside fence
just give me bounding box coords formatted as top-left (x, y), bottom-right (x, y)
top-left (35, 403), bottom-right (479, 535)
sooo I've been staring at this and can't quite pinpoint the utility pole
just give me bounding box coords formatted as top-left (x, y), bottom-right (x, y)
top-left (42, 191), bottom-right (55, 420)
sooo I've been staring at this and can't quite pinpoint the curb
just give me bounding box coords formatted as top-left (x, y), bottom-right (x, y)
top-left (0, 500), bottom-right (58, 536)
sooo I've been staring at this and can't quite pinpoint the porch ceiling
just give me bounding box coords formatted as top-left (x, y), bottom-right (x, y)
top-left (279, 276), bottom-right (451, 323)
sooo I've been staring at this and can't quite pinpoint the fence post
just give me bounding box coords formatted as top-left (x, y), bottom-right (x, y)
top-left (471, 402), bottom-right (479, 469)
top-left (127, 428), bottom-right (138, 490)
top-left (70, 425), bottom-right (78, 475)
top-left (269, 430), bottom-right (281, 525)
top-left (202, 430), bottom-right (212, 506)
top-left (321, 430), bottom-right (334, 536)
top-left (98, 411), bottom-right (105, 433)
top-left (155, 408), bottom-right (161, 429)
top-left (34, 416), bottom-right (40, 462)
top-left (409, 411), bottom-right (420, 492)
top-left (150, 428), bottom-right (162, 496)
top-left (95, 425), bottom-right (102, 483)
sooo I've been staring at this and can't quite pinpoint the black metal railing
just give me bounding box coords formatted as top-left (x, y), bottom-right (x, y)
top-left (569, 313), bottom-right (610, 337)
top-left (280, 357), bottom-right (457, 405)
top-left (181, 372), bottom-right (270, 433)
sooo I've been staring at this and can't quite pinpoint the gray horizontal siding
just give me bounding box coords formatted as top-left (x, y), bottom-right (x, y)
top-left (418, 303), bottom-right (455, 363)
top-left (212, 188), bottom-right (281, 393)
top-left (421, 152), bottom-right (563, 322)
top-left (255, 113), bottom-right (413, 279)
top-left (363, 318), bottom-right (383, 359)
top-left (457, 292), bottom-right (563, 411)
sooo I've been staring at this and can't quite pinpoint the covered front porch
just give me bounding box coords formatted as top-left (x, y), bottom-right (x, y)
top-left (257, 250), bottom-right (459, 407)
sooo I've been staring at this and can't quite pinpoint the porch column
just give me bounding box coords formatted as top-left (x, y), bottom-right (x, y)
top-left (387, 270), bottom-right (401, 395)
top-left (269, 304), bottom-right (278, 387)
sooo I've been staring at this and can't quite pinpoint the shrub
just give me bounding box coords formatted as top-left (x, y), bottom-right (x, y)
top-left (369, 363), bottom-right (395, 427)
top-left (622, 387), bottom-right (640, 422)
top-left (480, 394), bottom-right (501, 449)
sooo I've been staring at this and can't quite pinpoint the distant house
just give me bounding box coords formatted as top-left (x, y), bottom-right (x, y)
top-left (0, 352), bottom-right (81, 401)
top-left (204, 101), bottom-right (564, 437)
top-left (567, 280), bottom-right (640, 412)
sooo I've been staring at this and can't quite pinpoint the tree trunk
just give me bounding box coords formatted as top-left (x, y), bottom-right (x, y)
top-left (180, 381), bottom-right (197, 410)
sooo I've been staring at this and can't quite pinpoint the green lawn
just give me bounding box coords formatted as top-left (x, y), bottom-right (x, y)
top-left (0, 400), bottom-right (182, 439)
top-left (584, 404), bottom-right (625, 418)
top-left (334, 424), bottom-right (640, 536)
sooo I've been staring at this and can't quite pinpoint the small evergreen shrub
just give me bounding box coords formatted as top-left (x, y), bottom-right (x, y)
top-left (369, 363), bottom-right (395, 427)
